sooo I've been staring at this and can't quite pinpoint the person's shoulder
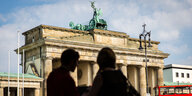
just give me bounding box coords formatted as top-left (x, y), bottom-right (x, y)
top-left (114, 70), bottom-right (126, 77)
top-left (48, 68), bottom-right (64, 77)
top-left (102, 70), bottom-right (126, 79)
top-left (47, 69), bottom-right (57, 79)
top-left (50, 68), bottom-right (60, 75)
top-left (101, 70), bottom-right (121, 74)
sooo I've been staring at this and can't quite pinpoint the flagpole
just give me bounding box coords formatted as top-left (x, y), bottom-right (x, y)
top-left (8, 51), bottom-right (10, 96)
top-left (23, 49), bottom-right (25, 96)
top-left (17, 31), bottom-right (20, 96)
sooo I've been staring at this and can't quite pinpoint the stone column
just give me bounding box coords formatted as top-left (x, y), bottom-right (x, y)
top-left (70, 68), bottom-right (78, 86)
top-left (148, 68), bottom-right (155, 96)
top-left (19, 88), bottom-right (22, 96)
top-left (139, 66), bottom-right (146, 96)
top-left (132, 67), bottom-right (137, 89)
top-left (121, 64), bottom-right (127, 77)
top-left (92, 62), bottom-right (99, 79)
top-left (0, 87), bottom-right (4, 96)
top-left (88, 62), bottom-right (92, 86)
top-left (43, 57), bottom-right (53, 96)
top-left (127, 66), bottom-right (139, 91)
top-left (35, 88), bottom-right (40, 96)
top-left (158, 67), bottom-right (164, 86)
top-left (90, 62), bottom-right (99, 84)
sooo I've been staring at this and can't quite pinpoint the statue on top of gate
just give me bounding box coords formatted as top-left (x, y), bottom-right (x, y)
top-left (69, 1), bottom-right (107, 31)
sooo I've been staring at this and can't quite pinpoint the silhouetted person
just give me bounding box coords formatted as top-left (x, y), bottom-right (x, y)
top-left (47, 49), bottom-right (80, 96)
top-left (88, 47), bottom-right (140, 96)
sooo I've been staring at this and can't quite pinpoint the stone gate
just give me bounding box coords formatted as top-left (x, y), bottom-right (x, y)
top-left (18, 24), bottom-right (169, 96)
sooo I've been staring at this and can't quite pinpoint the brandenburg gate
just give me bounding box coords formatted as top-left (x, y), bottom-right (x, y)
top-left (18, 24), bottom-right (168, 96)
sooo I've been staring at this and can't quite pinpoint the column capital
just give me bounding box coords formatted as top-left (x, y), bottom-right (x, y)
top-left (121, 65), bottom-right (127, 77)
top-left (117, 63), bottom-right (127, 67)
top-left (35, 88), bottom-right (40, 90)
top-left (89, 61), bottom-right (96, 65)
top-left (158, 65), bottom-right (164, 69)
top-left (42, 56), bottom-right (53, 60)
top-left (137, 65), bottom-right (145, 68)
top-left (35, 88), bottom-right (40, 96)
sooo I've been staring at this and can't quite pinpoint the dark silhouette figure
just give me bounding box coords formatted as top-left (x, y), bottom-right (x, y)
top-left (47, 49), bottom-right (80, 96)
top-left (88, 47), bottom-right (140, 96)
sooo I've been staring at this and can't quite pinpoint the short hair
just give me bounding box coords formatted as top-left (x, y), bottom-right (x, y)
top-left (97, 47), bottom-right (116, 70)
top-left (61, 49), bottom-right (79, 65)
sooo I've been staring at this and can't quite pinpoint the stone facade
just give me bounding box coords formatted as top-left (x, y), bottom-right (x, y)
top-left (0, 74), bottom-right (43, 96)
top-left (18, 25), bottom-right (169, 96)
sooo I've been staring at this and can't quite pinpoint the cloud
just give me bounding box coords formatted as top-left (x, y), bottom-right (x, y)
top-left (181, 56), bottom-right (192, 65)
top-left (0, 14), bottom-right (6, 22)
top-left (0, 0), bottom-right (92, 72)
top-left (156, 30), bottom-right (180, 41)
top-left (9, 0), bottom-right (93, 28)
top-left (187, 0), bottom-right (192, 6)
top-left (0, 23), bottom-right (23, 73)
top-left (159, 44), bottom-right (189, 54)
top-left (106, 0), bottom-right (192, 42)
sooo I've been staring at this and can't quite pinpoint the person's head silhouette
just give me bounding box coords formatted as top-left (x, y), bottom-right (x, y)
top-left (61, 48), bottom-right (79, 72)
top-left (97, 47), bottom-right (116, 70)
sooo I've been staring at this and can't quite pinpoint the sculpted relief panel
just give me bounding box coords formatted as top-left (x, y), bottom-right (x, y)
top-left (95, 34), bottom-right (126, 46)
top-left (43, 29), bottom-right (80, 38)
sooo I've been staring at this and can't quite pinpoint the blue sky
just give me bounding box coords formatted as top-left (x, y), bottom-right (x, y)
top-left (0, 0), bottom-right (192, 73)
